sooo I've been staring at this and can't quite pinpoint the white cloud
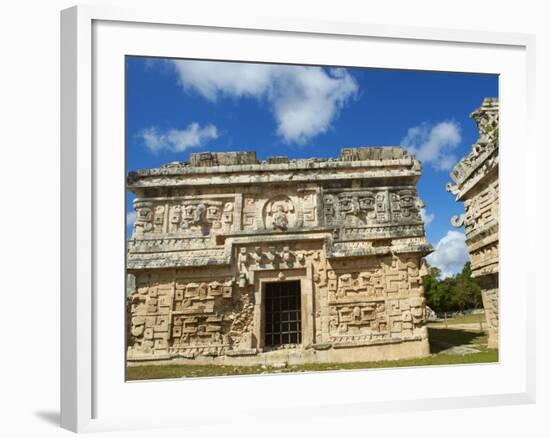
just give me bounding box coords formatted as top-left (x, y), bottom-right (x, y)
top-left (126, 211), bottom-right (136, 228)
top-left (139, 122), bottom-right (218, 153)
top-left (401, 121), bottom-right (461, 171)
top-left (169, 61), bottom-right (358, 144)
top-left (420, 208), bottom-right (435, 226)
top-left (426, 230), bottom-right (469, 279)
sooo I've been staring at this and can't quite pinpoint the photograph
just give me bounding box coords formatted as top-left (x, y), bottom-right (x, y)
top-left (124, 57), bottom-right (499, 380)
top-left (1, 0), bottom-right (543, 435)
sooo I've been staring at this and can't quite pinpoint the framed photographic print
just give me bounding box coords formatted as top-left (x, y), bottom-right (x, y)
top-left (61, 4), bottom-right (536, 433)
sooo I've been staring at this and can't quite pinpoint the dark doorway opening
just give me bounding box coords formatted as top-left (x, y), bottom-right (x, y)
top-left (264, 281), bottom-right (302, 348)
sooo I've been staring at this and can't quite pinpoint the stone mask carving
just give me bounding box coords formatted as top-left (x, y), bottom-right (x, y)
top-left (265, 196), bottom-right (295, 231)
top-left (191, 203), bottom-right (207, 225)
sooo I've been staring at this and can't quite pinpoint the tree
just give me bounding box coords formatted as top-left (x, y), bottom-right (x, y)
top-left (422, 261), bottom-right (482, 314)
top-left (422, 266), bottom-right (445, 312)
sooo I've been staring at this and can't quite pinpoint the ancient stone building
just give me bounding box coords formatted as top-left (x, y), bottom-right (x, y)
top-left (126, 147), bottom-right (433, 365)
top-left (447, 98), bottom-right (499, 348)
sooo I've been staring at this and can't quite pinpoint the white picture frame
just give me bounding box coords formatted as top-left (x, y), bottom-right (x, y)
top-left (60, 4), bottom-right (536, 433)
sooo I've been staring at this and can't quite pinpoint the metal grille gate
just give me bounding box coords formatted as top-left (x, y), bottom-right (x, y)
top-left (264, 281), bottom-right (302, 347)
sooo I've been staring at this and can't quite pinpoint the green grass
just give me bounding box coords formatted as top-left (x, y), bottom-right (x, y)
top-left (429, 313), bottom-right (487, 326)
top-left (127, 350), bottom-right (498, 380)
top-left (127, 325), bottom-right (498, 380)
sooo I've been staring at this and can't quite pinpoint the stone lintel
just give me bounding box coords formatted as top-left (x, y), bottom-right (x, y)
top-left (128, 165), bottom-right (420, 189)
top-left (465, 222), bottom-right (499, 246)
top-left (216, 227), bottom-right (334, 244)
top-left (455, 161), bottom-right (498, 202)
top-left (467, 228), bottom-right (499, 252)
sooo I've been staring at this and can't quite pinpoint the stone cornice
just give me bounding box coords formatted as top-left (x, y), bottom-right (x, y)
top-left (446, 97), bottom-right (499, 200)
top-left (454, 155), bottom-right (498, 201)
top-left (128, 165), bottom-right (420, 189)
top-left (127, 147), bottom-right (421, 189)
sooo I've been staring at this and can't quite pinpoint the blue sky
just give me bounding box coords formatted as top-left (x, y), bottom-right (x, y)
top-left (126, 56), bottom-right (498, 277)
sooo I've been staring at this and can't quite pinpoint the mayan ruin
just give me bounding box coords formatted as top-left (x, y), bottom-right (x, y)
top-left (126, 146), bottom-right (434, 365)
top-left (447, 98), bottom-right (500, 349)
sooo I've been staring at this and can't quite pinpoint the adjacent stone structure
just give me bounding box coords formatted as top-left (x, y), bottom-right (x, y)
top-left (447, 98), bottom-right (499, 348)
top-left (126, 147), bottom-right (433, 365)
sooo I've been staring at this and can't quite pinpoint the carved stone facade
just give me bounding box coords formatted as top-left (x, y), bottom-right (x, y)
top-left (126, 147), bottom-right (433, 365)
top-left (447, 98), bottom-right (499, 348)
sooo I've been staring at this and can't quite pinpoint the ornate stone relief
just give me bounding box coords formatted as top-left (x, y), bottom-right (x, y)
top-left (131, 198), bottom-right (235, 237)
top-left (133, 200), bottom-right (154, 235)
top-left (323, 189), bottom-right (422, 230)
top-left (463, 180), bottom-right (499, 238)
top-left (264, 196), bottom-right (295, 230)
top-left (127, 147), bottom-right (432, 362)
top-left (320, 255), bottom-right (427, 346)
top-left (128, 272), bottom-right (256, 358)
top-left (447, 98), bottom-right (500, 350)
top-left (238, 192), bottom-right (317, 232)
top-left (447, 97), bottom-right (499, 196)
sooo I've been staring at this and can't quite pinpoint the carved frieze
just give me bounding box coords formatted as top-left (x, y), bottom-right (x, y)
top-left (323, 189), bottom-right (422, 231)
top-left (265, 196), bottom-right (295, 230)
top-left (239, 191), bottom-right (318, 232)
top-left (463, 180), bottom-right (499, 238)
top-left (133, 200), bottom-right (154, 235)
top-left (128, 272), bottom-right (258, 358)
top-left (127, 147), bottom-right (432, 362)
top-left (131, 198), bottom-right (235, 237)
top-left (447, 98), bottom-right (500, 350)
top-left (328, 302), bottom-right (388, 341)
top-left (322, 255), bottom-right (427, 346)
top-left (447, 97), bottom-right (499, 198)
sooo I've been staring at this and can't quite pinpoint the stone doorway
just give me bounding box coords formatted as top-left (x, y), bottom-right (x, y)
top-left (264, 281), bottom-right (302, 348)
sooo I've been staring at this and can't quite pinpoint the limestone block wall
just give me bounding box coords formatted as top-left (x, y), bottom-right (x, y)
top-left (128, 267), bottom-right (253, 358)
top-left (324, 254), bottom-right (427, 346)
top-left (126, 147), bottom-right (433, 363)
top-left (448, 98), bottom-right (499, 349)
top-left (127, 253), bottom-right (428, 360)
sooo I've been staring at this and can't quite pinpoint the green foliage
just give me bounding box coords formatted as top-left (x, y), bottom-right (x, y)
top-left (422, 262), bottom-right (482, 314)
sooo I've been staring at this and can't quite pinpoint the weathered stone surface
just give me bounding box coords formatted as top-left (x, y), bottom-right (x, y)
top-left (126, 146), bottom-right (433, 363)
top-left (447, 98), bottom-right (499, 349)
top-left (190, 151), bottom-right (259, 167)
